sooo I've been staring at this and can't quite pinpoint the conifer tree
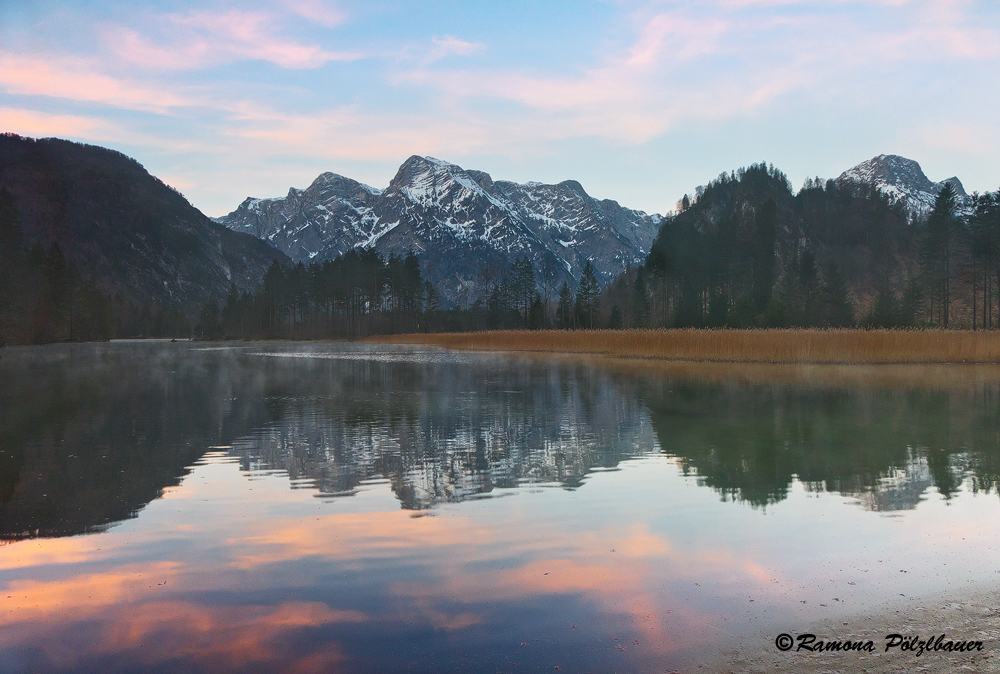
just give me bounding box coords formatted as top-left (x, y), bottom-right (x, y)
top-left (528, 294), bottom-right (546, 330)
top-left (865, 283), bottom-right (898, 328)
top-left (920, 183), bottom-right (959, 326)
top-left (899, 278), bottom-right (924, 327)
top-left (797, 249), bottom-right (820, 326)
top-left (608, 305), bottom-right (623, 329)
top-left (751, 199), bottom-right (777, 311)
top-left (821, 261), bottom-right (854, 327)
top-left (969, 190), bottom-right (1000, 328)
top-left (195, 298), bottom-right (222, 339)
top-left (556, 282), bottom-right (575, 329)
top-left (631, 266), bottom-right (650, 328)
top-left (0, 188), bottom-right (21, 258)
top-left (0, 189), bottom-right (22, 345)
top-left (575, 260), bottom-right (600, 329)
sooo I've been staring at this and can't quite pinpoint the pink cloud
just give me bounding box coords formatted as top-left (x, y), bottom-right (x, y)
top-left (388, 0), bottom-right (999, 149)
top-left (113, 29), bottom-right (212, 71)
top-left (0, 52), bottom-right (188, 112)
top-left (0, 107), bottom-right (105, 139)
top-left (626, 12), bottom-right (729, 65)
top-left (217, 102), bottom-right (498, 161)
top-left (1, 595), bottom-right (362, 672)
top-left (108, 9), bottom-right (362, 71)
top-left (916, 122), bottom-right (999, 155)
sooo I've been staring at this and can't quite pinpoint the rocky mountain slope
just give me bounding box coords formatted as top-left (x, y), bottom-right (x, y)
top-left (217, 156), bottom-right (662, 302)
top-left (0, 134), bottom-right (287, 311)
top-left (837, 154), bottom-right (967, 218)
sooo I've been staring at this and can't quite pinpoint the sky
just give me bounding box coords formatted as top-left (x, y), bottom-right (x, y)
top-left (1, 0), bottom-right (998, 217)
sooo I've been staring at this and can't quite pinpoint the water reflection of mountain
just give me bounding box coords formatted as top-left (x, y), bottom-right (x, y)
top-left (0, 344), bottom-right (658, 537)
top-left (636, 377), bottom-right (1000, 510)
top-left (229, 355), bottom-right (657, 509)
top-left (0, 343), bottom-right (278, 539)
top-left (5, 343), bottom-right (1000, 540)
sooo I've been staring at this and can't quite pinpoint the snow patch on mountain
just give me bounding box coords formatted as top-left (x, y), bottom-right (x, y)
top-left (217, 155), bottom-right (663, 303)
top-left (837, 154), bottom-right (967, 218)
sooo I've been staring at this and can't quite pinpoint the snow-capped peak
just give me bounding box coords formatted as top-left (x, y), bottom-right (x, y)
top-left (217, 156), bottom-right (664, 304)
top-left (838, 154), bottom-right (967, 218)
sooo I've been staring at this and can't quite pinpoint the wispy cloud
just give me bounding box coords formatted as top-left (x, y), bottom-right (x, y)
top-left (107, 9), bottom-right (362, 71)
top-left (219, 102), bottom-right (495, 160)
top-left (392, 0), bottom-right (999, 147)
top-left (283, 0), bottom-right (347, 28)
top-left (430, 35), bottom-right (485, 60)
top-left (0, 52), bottom-right (189, 112)
top-left (0, 107), bottom-right (105, 139)
top-left (625, 12), bottom-right (729, 65)
top-left (916, 121), bottom-right (1000, 155)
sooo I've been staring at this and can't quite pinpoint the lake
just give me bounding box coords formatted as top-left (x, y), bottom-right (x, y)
top-left (2, 341), bottom-right (999, 673)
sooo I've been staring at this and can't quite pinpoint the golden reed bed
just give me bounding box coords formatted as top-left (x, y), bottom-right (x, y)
top-left (370, 329), bottom-right (1000, 365)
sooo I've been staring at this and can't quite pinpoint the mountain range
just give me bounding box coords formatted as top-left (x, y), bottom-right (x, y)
top-left (216, 155), bottom-right (662, 303)
top-left (219, 153), bottom-right (967, 303)
top-left (1, 133), bottom-right (973, 320)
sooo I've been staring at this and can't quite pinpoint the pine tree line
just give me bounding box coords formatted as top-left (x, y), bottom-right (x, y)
top-left (865, 183), bottom-right (1000, 329)
top-left (195, 253), bottom-right (617, 338)
top-left (195, 250), bottom-right (426, 339)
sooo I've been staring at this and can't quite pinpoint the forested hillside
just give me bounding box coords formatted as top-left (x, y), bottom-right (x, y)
top-left (601, 163), bottom-right (1000, 330)
top-left (635, 163), bottom-right (912, 328)
top-left (0, 134), bottom-right (287, 344)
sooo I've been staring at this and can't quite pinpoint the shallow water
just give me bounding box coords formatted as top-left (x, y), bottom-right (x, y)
top-left (1, 341), bottom-right (999, 673)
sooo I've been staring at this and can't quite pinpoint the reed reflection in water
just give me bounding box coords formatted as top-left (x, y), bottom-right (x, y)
top-left (1, 341), bottom-right (1000, 673)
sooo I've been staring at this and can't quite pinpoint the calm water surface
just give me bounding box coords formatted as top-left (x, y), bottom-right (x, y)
top-left (2, 341), bottom-right (1000, 673)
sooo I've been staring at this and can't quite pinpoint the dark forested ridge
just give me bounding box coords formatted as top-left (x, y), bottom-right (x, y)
top-left (0, 134), bottom-right (286, 344)
top-left (632, 164), bottom-right (914, 328)
top-left (606, 164), bottom-right (1000, 330)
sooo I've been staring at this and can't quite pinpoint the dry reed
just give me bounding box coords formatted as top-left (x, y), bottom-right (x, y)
top-left (567, 357), bottom-right (1000, 390)
top-left (369, 329), bottom-right (1000, 365)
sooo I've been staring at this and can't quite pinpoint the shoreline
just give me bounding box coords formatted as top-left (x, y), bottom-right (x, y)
top-left (369, 329), bottom-right (1000, 365)
top-left (688, 582), bottom-right (1000, 673)
top-left (370, 330), bottom-right (1000, 389)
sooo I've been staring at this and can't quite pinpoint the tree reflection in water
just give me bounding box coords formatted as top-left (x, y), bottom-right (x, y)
top-left (3, 342), bottom-right (1000, 540)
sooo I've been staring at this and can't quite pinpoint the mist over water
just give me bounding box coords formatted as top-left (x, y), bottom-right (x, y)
top-left (2, 342), bottom-right (999, 672)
